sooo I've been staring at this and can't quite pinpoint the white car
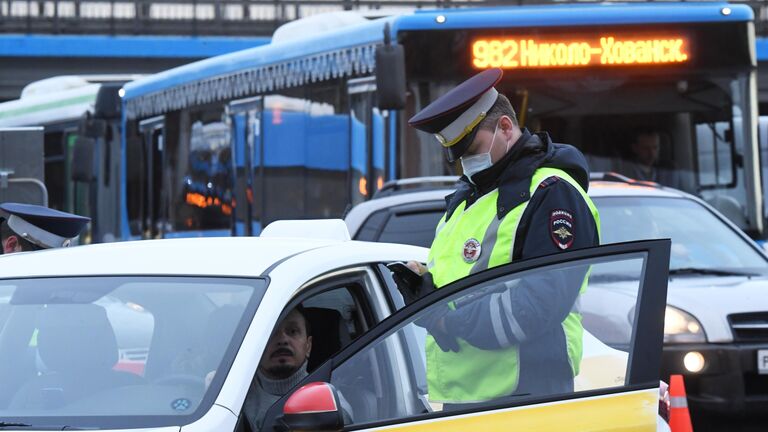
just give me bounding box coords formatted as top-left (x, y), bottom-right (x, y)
top-left (0, 220), bottom-right (669, 431)
top-left (347, 175), bottom-right (768, 425)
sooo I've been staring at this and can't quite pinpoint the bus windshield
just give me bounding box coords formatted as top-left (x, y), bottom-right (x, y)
top-left (400, 20), bottom-right (761, 236)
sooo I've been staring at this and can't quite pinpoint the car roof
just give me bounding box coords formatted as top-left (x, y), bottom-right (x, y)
top-left (0, 237), bottom-right (340, 279)
top-left (588, 181), bottom-right (688, 198)
top-left (345, 180), bottom-right (688, 234)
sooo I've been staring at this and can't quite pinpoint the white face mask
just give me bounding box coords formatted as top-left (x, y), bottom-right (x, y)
top-left (460, 122), bottom-right (508, 183)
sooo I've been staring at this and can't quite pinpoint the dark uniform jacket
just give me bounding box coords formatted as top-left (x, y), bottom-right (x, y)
top-left (441, 129), bottom-right (599, 397)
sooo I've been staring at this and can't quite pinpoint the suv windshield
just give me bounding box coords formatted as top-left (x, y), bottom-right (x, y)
top-left (0, 276), bottom-right (265, 429)
top-left (594, 196), bottom-right (768, 273)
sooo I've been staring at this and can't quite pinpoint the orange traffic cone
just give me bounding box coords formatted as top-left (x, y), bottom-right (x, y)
top-left (669, 374), bottom-right (694, 432)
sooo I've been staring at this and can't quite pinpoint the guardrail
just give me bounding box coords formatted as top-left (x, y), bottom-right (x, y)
top-left (0, 0), bottom-right (766, 36)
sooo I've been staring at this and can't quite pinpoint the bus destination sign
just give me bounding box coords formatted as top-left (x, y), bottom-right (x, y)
top-left (471, 35), bottom-right (690, 69)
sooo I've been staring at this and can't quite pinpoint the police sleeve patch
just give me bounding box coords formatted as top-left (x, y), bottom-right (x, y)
top-left (550, 209), bottom-right (575, 250)
top-left (538, 176), bottom-right (560, 189)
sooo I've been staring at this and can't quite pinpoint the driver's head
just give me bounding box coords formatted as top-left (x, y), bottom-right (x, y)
top-left (258, 306), bottom-right (312, 380)
top-left (631, 128), bottom-right (661, 167)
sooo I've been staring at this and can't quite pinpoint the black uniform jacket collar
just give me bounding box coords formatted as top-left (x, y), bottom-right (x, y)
top-left (444, 129), bottom-right (590, 221)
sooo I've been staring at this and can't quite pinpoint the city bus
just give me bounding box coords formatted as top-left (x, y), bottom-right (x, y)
top-left (123, 2), bottom-right (762, 239)
top-left (0, 75), bottom-right (141, 244)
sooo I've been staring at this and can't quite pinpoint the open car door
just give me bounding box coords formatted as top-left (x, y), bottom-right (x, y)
top-left (262, 239), bottom-right (670, 432)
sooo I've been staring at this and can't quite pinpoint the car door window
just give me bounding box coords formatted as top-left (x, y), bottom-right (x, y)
top-left (377, 210), bottom-right (444, 247)
top-left (301, 286), bottom-right (371, 372)
top-left (320, 242), bottom-right (669, 428)
top-left (239, 272), bottom-right (384, 432)
top-left (354, 205), bottom-right (445, 248)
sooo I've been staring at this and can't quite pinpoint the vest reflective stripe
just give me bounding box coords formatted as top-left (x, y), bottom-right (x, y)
top-left (426, 167), bottom-right (600, 403)
top-left (469, 213), bottom-right (504, 275)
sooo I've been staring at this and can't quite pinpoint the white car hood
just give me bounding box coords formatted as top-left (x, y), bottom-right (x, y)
top-left (667, 275), bottom-right (768, 343)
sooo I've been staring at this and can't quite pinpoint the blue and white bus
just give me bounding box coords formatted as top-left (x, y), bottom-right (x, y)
top-left (123, 2), bottom-right (761, 239)
top-left (0, 75), bottom-right (143, 243)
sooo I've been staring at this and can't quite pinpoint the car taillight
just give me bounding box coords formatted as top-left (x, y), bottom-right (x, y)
top-left (658, 380), bottom-right (670, 423)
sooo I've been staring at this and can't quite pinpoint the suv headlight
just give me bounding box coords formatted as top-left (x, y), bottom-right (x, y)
top-left (664, 306), bottom-right (706, 343)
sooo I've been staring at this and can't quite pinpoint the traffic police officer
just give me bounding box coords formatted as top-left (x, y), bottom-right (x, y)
top-left (0, 202), bottom-right (90, 254)
top-left (398, 68), bottom-right (600, 404)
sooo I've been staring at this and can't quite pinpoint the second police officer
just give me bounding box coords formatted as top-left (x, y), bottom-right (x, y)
top-left (0, 202), bottom-right (90, 254)
top-left (397, 68), bottom-right (601, 405)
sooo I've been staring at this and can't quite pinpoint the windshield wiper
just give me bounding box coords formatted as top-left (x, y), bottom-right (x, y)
top-left (0, 423), bottom-right (86, 430)
top-left (669, 267), bottom-right (758, 277)
top-left (0, 423), bottom-right (31, 429)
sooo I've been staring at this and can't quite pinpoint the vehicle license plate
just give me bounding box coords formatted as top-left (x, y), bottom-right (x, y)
top-left (758, 350), bottom-right (768, 375)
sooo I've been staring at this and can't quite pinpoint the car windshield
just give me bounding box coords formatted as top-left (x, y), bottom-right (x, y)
top-left (593, 196), bottom-right (768, 274)
top-left (0, 276), bottom-right (265, 429)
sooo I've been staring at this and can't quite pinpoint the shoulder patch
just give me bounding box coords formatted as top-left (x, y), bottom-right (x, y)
top-left (538, 176), bottom-right (561, 189)
top-left (550, 209), bottom-right (575, 250)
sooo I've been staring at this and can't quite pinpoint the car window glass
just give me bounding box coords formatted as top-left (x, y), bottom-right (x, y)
top-left (595, 196), bottom-right (767, 272)
top-left (242, 283), bottom-right (374, 432)
top-left (93, 296), bottom-right (155, 376)
top-left (329, 253), bottom-right (646, 426)
top-left (0, 277), bottom-right (264, 429)
top-left (354, 210), bottom-right (389, 242)
top-left (378, 211), bottom-right (444, 248)
top-left (0, 285), bottom-right (11, 340)
top-left (301, 287), bottom-right (368, 372)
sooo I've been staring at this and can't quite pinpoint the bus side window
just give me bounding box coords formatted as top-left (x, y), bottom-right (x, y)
top-left (696, 122), bottom-right (735, 188)
top-left (305, 82), bottom-right (350, 219)
top-left (44, 131), bottom-right (66, 212)
top-left (170, 106), bottom-right (233, 235)
top-left (125, 133), bottom-right (145, 237)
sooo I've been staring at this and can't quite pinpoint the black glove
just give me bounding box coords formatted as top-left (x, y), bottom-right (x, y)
top-left (414, 303), bottom-right (460, 353)
top-left (393, 270), bottom-right (435, 306)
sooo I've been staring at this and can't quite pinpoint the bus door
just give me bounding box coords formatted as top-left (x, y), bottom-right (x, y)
top-left (138, 116), bottom-right (165, 239)
top-left (227, 96), bottom-right (263, 236)
top-left (348, 77), bottom-right (386, 206)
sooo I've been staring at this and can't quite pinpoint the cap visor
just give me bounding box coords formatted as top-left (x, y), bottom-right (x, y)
top-left (443, 127), bottom-right (478, 163)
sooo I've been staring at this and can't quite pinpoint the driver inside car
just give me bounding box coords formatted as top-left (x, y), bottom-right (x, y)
top-left (242, 306), bottom-right (313, 431)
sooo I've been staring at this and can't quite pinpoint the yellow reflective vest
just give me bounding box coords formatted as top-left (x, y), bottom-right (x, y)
top-left (426, 167), bottom-right (600, 403)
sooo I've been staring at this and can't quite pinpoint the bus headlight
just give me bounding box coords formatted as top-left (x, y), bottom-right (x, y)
top-left (664, 306), bottom-right (706, 343)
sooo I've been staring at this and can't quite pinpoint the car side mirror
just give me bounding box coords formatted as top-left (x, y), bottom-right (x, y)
top-left (280, 382), bottom-right (344, 432)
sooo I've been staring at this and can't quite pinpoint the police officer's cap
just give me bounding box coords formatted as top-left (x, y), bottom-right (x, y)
top-left (409, 68), bottom-right (503, 162)
top-left (0, 202), bottom-right (90, 248)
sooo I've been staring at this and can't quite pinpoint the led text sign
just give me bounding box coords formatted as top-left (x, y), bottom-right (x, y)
top-left (472, 36), bottom-right (690, 69)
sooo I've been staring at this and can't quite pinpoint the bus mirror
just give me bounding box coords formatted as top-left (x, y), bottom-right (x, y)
top-left (72, 137), bottom-right (97, 183)
top-left (94, 83), bottom-right (123, 119)
top-left (375, 37), bottom-right (406, 110)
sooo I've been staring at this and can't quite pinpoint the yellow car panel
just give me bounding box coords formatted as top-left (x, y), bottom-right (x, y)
top-left (372, 389), bottom-right (657, 432)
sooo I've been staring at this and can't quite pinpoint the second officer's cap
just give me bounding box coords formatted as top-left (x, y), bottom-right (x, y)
top-left (0, 202), bottom-right (90, 249)
top-left (408, 68), bottom-right (503, 162)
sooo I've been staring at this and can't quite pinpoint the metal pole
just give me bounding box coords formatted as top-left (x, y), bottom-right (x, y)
top-left (110, 0), bottom-right (115, 35)
top-left (53, 0), bottom-right (59, 33)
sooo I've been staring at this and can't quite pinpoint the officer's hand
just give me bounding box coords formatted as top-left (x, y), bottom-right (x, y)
top-left (430, 327), bottom-right (460, 353)
top-left (392, 267), bottom-right (435, 306)
top-left (406, 261), bottom-right (427, 275)
top-left (415, 305), bottom-right (460, 353)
